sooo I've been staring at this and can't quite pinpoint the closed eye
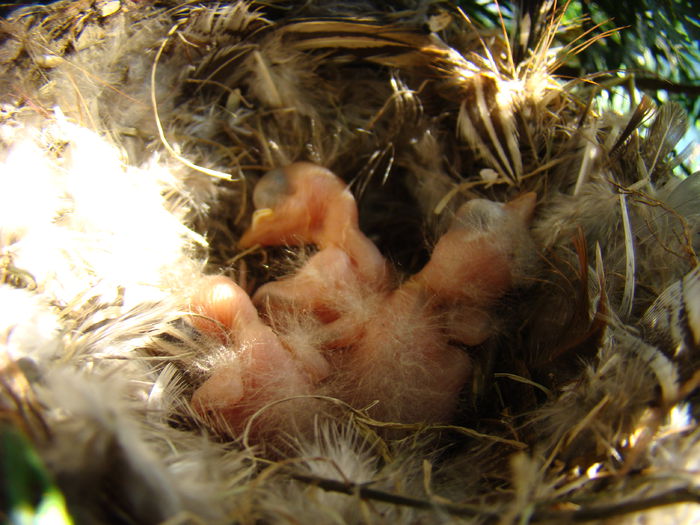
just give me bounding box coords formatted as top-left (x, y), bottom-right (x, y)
top-left (253, 168), bottom-right (292, 210)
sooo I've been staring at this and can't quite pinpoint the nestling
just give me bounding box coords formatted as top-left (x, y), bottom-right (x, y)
top-left (191, 163), bottom-right (537, 435)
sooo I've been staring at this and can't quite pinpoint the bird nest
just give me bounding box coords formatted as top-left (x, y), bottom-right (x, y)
top-left (1, 1), bottom-right (699, 523)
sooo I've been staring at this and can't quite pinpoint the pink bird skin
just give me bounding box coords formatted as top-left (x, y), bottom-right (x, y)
top-left (190, 163), bottom-right (537, 436)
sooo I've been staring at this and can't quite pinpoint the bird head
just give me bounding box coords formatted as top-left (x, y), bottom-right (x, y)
top-left (239, 162), bottom-right (357, 249)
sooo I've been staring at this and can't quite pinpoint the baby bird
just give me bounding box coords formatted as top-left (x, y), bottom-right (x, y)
top-left (330, 191), bottom-right (537, 423)
top-left (191, 163), bottom-right (537, 435)
top-left (240, 162), bottom-right (390, 319)
top-left (189, 275), bottom-right (315, 435)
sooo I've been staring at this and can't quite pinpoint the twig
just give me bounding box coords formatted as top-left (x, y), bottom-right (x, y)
top-left (292, 472), bottom-right (700, 523)
top-left (634, 78), bottom-right (700, 96)
top-left (289, 472), bottom-right (498, 519)
top-left (540, 487), bottom-right (700, 522)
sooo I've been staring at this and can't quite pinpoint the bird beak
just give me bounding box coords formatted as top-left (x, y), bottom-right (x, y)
top-left (239, 208), bottom-right (275, 248)
top-left (504, 192), bottom-right (537, 224)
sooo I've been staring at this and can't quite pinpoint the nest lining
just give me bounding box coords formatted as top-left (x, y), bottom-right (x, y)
top-left (0, 1), bottom-right (699, 523)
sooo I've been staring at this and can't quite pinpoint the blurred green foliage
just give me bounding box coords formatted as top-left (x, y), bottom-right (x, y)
top-left (461, 0), bottom-right (699, 126)
top-left (1, 424), bottom-right (73, 525)
top-left (575, 1), bottom-right (699, 127)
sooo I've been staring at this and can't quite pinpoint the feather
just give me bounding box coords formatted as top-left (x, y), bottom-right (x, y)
top-left (35, 370), bottom-right (184, 523)
top-left (533, 324), bottom-right (670, 467)
top-left (280, 18), bottom-right (450, 68)
top-left (260, 421), bottom-right (429, 524)
top-left (457, 73), bottom-right (523, 182)
top-left (666, 172), bottom-right (700, 219)
top-left (572, 119), bottom-right (600, 196)
top-left (146, 363), bottom-right (188, 424)
top-left (640, 266), bottom-right (700, 364)
top-left (609, 95), bottom-right (654, 158)
top-left (619, 193), bottom-right (636, 320)
top-left (643, 102), bottom-right (689, 182)
top-left (179, 2), bottom-right (267, 49)
top-left (511, 0), bottom-right (557, 64)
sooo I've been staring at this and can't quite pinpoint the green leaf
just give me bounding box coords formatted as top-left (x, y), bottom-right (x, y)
top-left (1, 424), bottom-right (74, 525)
